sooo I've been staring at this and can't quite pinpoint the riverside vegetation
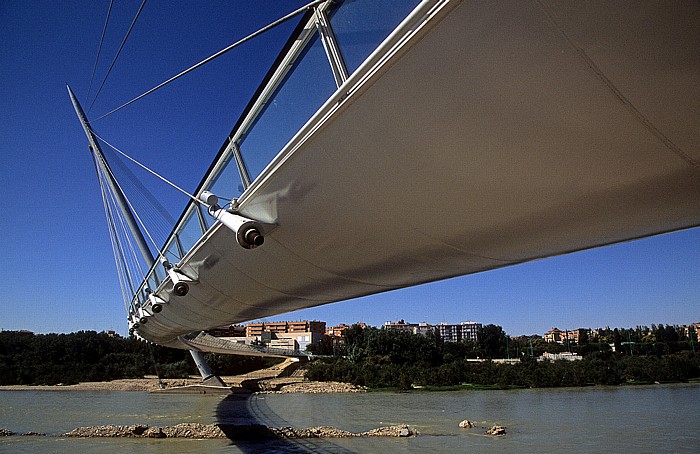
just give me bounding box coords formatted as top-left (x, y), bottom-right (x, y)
top-left (1, 325), bottom-right (698, 390)
top-left (0, 330), bottom-right (279, 386)
top-left (305, 324), bottom-right (700, 390)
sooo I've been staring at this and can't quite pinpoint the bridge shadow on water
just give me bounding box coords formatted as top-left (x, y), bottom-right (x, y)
top-left (215, 393), bottom-right (355, 454)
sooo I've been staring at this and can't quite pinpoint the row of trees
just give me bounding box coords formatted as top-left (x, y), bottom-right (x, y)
top-left (305, 324), bottom-right (700, 389)
top-left (0, 331), bottom-right (278, 386)
top-left (594, 324), bottom-right (697, 344)
top-left (307, 352), bottom-right (700, 389)
top-left (309, 324), bottom-right (698, 359)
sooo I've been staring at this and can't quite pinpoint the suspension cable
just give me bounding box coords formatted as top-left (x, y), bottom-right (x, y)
top-left (99, 160), bottom-right (144, 290)
top-left (109, 205), bottom-right (136, 310)
top-left (102, 145), bottom-right (176, 225)
top-left (113, 194), bottom-right (147, 284)
top-left (95, 154), bottom-right (132, 312)
top-left (100, 156), bottom-right (166, 316)
top-left (93, 0), bottom-right (325, 121)
top-left (101, 146), bottom-right (175, 248)
top-left (98, 148), bottom-right (164, 262)
top-left (98, 157), bottom-right (146, 318)
top-left (86, 0), bottom-right (114, 103)
top-left (88, 0), bottom-right (148, 112)
top-left (93, 131), bottom-right (204, 206)
top-left (146, 342), bottom-right (166, 388)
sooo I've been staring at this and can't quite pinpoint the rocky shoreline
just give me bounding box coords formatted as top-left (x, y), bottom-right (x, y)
top-left (1, 423), bottom-right (416, 440)
top-left (258, 378), bottom-right (366, 393)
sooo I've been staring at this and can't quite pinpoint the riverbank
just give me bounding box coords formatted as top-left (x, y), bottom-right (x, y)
top-left (0, 376), bottom-right (206, 392)
top-left (0, 376), bottom-right (366, 393)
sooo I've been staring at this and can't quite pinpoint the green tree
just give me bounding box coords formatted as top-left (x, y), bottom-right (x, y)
top-left (477, 324), bottom-right (508, 359)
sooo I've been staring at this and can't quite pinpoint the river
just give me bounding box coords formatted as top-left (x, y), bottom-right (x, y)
top-left (1, 384), bottom-right (698, 453)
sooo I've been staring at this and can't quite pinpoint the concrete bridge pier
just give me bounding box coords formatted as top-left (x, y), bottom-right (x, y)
top-left (189, 350), bottom-right (227, 387)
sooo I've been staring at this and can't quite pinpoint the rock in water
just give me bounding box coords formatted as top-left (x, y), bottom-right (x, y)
top-left (458, 420), bottom-right (474, 429)
top-left (144, 427), bottom-right (166, 438)
top-left (485, 425), bottom-right (506, 436)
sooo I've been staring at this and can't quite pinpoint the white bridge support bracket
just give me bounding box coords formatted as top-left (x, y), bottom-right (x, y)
top-left (200, 191), bottom-right (266, 249)
top-left (166, 267), bottom-right (198, 297)
top-left (147, 293), bottom-right (167, 314)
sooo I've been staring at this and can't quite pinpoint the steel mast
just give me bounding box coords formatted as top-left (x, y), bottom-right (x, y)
top-left (67, 85), bottom-right (154, 268)
top-left (68, 85), bottom-right (226, 388)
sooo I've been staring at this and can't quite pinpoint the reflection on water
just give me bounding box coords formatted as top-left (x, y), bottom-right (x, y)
top-left (0, 384), bottom-right (698, 453)
top-left (214, 394), bottom-right (353, 453)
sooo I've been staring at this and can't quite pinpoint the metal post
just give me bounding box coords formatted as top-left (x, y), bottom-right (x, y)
top-left (314, 6), bottom-right (349, 87)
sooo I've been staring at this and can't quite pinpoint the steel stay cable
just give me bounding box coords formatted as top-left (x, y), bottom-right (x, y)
top-left (95, 132), bottom-right (206, 264)
top-left (93, 131), bottom-right (205, 207)
top-left (98, 149), bottom-right (165, 265)
top-left (96, 133), bottom-right (236, 253)
top-left (88, 0), bottom-right (148, 112)
top-left (111, 206), bottom-right (137, 311)
top-left (93, 0), bottom-right (325, 121)
top-left (99, 161), bottom-right (146, 318)
top-left (102, 144), bottom-right (176, 226)
top-left (104, 155), bottom-right (174, 251)
top-left (110, 176), bottom-right (147, 280)
top-left (97, 160), bottom-right (132, 313)
top-left (86, 0), bottom-right (114, 103)
top-left (100, 161), bottom-right (143, 293)
top-left (95, 151), bottom-right (134, 307)
top-left (115, 198), bottom-right (147, 287)
top-left (103, 159), bottom-right (185, 284)
top-left (104, 169), bottom-right (147, 315)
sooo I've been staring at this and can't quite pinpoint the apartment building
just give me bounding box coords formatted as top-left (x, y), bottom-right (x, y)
top-left (244, 320), bottom-right (326, 351)
top-left (383, 320), bottom-right (481, 342)
top-left (434, 321), bottom-right (482, 342)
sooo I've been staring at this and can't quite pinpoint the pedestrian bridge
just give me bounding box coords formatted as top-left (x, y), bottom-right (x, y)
top-left (74, 0), bottom-right (700, 350)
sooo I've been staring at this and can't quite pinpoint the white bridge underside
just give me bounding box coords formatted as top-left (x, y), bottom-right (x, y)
top-left (141, 0), bottom-right (700, 347)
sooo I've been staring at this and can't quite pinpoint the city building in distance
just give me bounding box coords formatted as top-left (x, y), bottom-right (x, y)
top-left (206, 320), bottom-right (326, 351)
top-left (544, 327), bottom-right (591, 344)
top-left (382, 320), bottom-right (482, 342)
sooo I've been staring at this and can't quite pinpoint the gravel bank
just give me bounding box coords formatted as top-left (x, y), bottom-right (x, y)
top-left (62, 423), bottom-right (416, 439)
top-left (0, 378), bottom-right (364, 394)
top-left (259, 379), bottom-right (366, 393)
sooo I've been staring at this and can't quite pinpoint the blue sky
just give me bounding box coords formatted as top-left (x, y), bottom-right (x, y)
top-left (0, 1), bottom-right (698, 337)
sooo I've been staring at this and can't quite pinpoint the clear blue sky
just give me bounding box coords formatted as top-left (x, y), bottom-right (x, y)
top-left (0, 1), bottom-right (697, 337)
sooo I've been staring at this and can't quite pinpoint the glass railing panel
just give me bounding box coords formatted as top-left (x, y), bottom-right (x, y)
top-left (199, 204), bottom-right (214, 230)
top-left (165, 238), bottom-right (181, 262)
top-left (206, 153), bottom-right (244, 202)
top-left (328, 0), bottom-right (422, 74)
top-left (154, 260), bottom-right (166, 286)
top-left (238, 31), bottom-right (336, 181)
top-left (177, 208), bottom-right (204, 255)
top-left (147, 274), bottom-right (158, 292)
